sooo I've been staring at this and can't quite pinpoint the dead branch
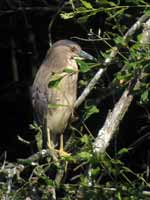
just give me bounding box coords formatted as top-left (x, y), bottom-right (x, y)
top-left (93, 90), bottom-right (133, 153)
top-left (93, 17), bottom-right (150, 154)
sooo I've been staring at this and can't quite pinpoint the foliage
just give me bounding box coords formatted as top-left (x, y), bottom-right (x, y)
top-left (0, 138), bottom-right (150, 199)
top-left (1, 0), bottom-right (150, 199)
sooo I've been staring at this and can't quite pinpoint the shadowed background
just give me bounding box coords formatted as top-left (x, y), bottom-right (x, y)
top-left (0, 0), bottom-right (149, 175)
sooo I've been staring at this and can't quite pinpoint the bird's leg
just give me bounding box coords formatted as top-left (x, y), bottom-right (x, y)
top-left (60, 132), bottom-right (64, 152)
top-left (47, 128), bottom-right (53, 149)
top-left (58, 132), bottom-right (70, 156)
top-left (47, 128), bottom-right (70, 156)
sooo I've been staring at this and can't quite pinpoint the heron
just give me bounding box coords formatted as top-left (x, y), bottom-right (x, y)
top-left (32, 40), bottom-right (94, 155)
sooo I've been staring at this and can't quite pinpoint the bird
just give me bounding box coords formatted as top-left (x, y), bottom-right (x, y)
top-left (32, 39), bottom-right (94, 156)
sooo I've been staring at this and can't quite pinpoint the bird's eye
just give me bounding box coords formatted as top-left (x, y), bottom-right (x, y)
top-left (70, 46), bottom-right (76, 52)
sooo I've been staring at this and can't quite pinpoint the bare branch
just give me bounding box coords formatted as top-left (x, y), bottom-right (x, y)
top-left (93, 17), bottom-right (150, 153)
top-left (93, 90), bottom-right (133, 153)
top-left (140, 18), bottom-right (150, 46)
top-left (124, 14), bottom-right (149, 39)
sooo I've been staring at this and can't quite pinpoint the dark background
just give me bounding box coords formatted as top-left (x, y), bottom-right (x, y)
top-left (0, 0), bottom-right (150, 174)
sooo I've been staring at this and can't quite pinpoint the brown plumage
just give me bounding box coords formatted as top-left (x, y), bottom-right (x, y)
top-left (32, 40), bottom-right (94, 153)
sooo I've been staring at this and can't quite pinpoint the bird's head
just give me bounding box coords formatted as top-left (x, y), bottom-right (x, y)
top-left (51, 39), bottom-right (95, 61)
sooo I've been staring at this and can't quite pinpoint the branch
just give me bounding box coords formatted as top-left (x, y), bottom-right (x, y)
top-left (75, 47), bottom-right (118, 108)
top-left (17, 149), bottom-right (58, 164)
top-left (124, 14), bottom-right (149, 39)
top-left (93, 17), bottom-right (150, 154)
top-left (75, 13), bottom-right (149, 109)
top-left (93, 90), bottom-right (133, 153)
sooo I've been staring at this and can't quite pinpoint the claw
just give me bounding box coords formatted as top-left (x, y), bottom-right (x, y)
top-left (57, 149), bottom-right (71, 157)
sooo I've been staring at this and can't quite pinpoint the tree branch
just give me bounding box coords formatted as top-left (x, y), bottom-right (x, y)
top-left (93, 17), bottom-right (150, 153)
top-left (75, 13), bottom-right (149, 109)
top-left (93, 90), bottom-right (133, 153)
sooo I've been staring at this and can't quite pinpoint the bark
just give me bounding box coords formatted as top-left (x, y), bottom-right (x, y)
top-left (93, 17), bottom-right (150, 154)
top-left (93, 90), bottom-right (133, 153)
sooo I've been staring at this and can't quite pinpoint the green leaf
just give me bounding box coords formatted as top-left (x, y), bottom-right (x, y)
top-left (60, 12), bottom-right (75, 19)
top-left (84, 105), bottom-right (99, 120)
top-left (77, 14), bottom-right (92, 23)
top-left (141, 90), bottom-right (149, 103)
top-left (96, 0), bottom-right (116, 6)
top-left (63, 67), bottom-right (76, 73)
top-left (114, 36), bottom-right (126, 46)
top-left (80, 134), bottom-right (90, 144)
top-left (145, 10), bottom-right (150, 16)
top-left (48, 73), bottom-right (64, 88)
top-left (77, 151), bottom-right (92, 160)
top-left (117, 148), bottom-right (129, 156)
top-left (80, 0), bottom-right (93, 9)
top-left (91, 167), bottom-right (101, 176)
top-left (40, 176), bottom-right (55, 186)
top-left (48, 78), bottom-right (62, 88)
top-left (76, 59), bottom-right (91, 72)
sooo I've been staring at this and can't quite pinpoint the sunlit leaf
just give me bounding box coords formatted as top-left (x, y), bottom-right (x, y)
top-left (80, 0), bottom-right (93, 9)
top-left (76, 59), bottom-right (91, 72)
top-left (48, 73), bottom-right (64, 88)
top-left (48, 78), bottom-right (62, 88)
top-left (63, 67), bottom-right (77, 73)
top-left (84, 105), bottom-right (99, 120)
top-left (114, 36), bottom-right (126, 46)
top-left (81, 134), bottom-right (90, 144)
top-left (117, 148), bottom-right (129, 156)
top-left (60, 12), bottom-right (75, 19)
top-left (77, 151), bottom-right (92, 160)
top-left (91, 167), bottom-right (101, 176)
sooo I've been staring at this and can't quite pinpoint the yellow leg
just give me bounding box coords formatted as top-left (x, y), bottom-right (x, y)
top-left (60, 132), bottom-right (64, 152)
top-left (59, 133), bottom-right (70, 156)
top-left (47, 128), bottom-right (52, 149)
top-left (47, 129), bottom-right (70, 156)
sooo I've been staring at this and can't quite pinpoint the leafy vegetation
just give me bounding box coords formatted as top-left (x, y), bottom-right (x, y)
top-left (1, 0), bottom-right (150, 199)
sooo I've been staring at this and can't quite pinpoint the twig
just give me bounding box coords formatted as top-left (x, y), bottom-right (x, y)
top-left (75, 13), bottom-right (149, 109)
top-left (17, 149), bottom-right (58, 164)
top-left (71, 36), bottom-right (110, 41)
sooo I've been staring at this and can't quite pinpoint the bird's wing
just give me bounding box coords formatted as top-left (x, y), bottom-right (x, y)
top-left (32, 79), bottom-right (49, 126)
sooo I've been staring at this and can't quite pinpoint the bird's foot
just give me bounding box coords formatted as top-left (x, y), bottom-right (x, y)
top-left (47, 143), bottom-right (70, 157)
top-left (57, 148), bottom-right (71, 157)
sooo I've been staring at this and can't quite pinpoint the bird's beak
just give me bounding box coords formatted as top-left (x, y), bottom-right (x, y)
top-left (79, 50), bottom-right (96, 61)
